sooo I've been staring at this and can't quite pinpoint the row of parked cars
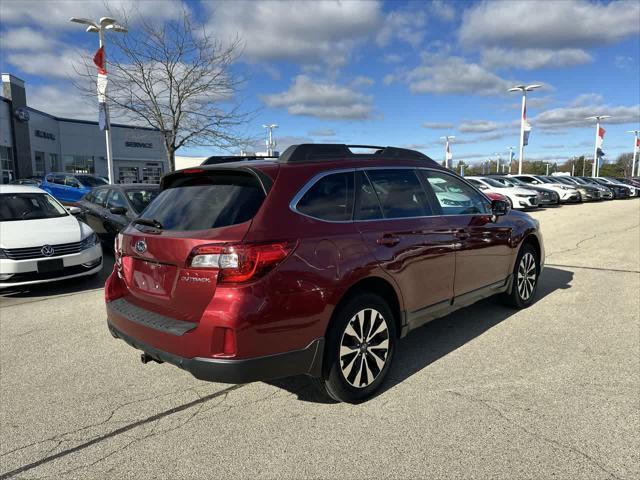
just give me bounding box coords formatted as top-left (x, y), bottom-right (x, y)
top-left (1, 147), bottom-right (638, 403)
top-left (465, 174), bottom-right (639, 209)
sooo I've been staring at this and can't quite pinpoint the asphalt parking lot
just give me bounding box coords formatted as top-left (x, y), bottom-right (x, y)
top-left (1, 200), bottom-right (639, 480)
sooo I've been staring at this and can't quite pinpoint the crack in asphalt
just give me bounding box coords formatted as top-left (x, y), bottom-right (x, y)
top-left (546, 224), bottom-right (639, 260)
top-left (0, 384), bottom-right (244, 480)
top-left (0, 288), bottom-right (104, 309)
top-left (446, 390), bottom-right (625, 480)
top-left (1, 381), bottom-right (315, 479)
top-left (545, 263), bottom-right (640, 274)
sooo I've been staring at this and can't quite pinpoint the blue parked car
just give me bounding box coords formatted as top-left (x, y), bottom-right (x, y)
top-left (41, 173), bottom-right (108, 203)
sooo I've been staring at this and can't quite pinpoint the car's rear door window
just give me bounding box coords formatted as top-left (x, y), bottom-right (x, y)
top-left (139, 171), bottom-right (266, 230)
top-left (365, 169), bottom-right (432, 219)
top-left (422, 170), bottom-right (490, 215)
top-left (296, 171), bottom-right (354, 221)
top-left (354, 171), bottom-right (383, 220)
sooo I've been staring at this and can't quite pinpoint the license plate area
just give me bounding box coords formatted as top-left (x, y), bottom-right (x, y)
top-left (37, 258), bottom-right (64, 273)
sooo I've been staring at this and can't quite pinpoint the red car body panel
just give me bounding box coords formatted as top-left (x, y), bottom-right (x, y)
top-left (105, 150), bottom-right (544, 383)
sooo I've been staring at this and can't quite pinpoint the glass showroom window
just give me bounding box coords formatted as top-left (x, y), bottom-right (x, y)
top-left (0, 146), bottom-right (16, 183)
top-left (50, 153), bottom-right (60, 172)
top-left (34, 151), bottom-right (45, 176)
top-left (62, 155), bottom-right (95, 174)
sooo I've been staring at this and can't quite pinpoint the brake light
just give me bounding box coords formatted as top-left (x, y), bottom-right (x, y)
top-left (182, 168), bottom-right (205, 174)
top-left (187, 242), bottom-right (295, 283)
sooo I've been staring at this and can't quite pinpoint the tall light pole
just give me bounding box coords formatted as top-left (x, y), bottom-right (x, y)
top-left (586, 115), bottom-right (611, 177)
top-left (627, 130), bottom-right (639, 178)
top-left (494, 152), bottom-right (501, 173)
top-left (509, 84), bottom-right (541, 174)
top-left (508, 146), bottom-right (514, 173)
top-left (70, 16), bottom-right (127, 184)
top-left (440, 135), bottom-right (454, 169)
top-left (263, 124), bottom-right (278, 156)
top-left (545, 163), bottom-right (551, 176)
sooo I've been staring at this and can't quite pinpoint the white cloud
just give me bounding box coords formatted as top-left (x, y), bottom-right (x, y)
top-left (351, 76), bottom-right (375, 88)
top-left (28, 84), bottom-right (96, 120)
top-left (308, 129), bottom-right (336, 137)
top-left (481, 47), bottom-right (592, 70)
top-left (206, 0), bottom-right (381, 67)
top-left (458, 120), bottom-right (506, 133)
top-left (534, 97), bottom-right (640, 130)
top-left (430, 0), bottom-right (456, 22)
top-left (459, 0), bottom-right (640, 49)
top-left (614, 55), bottom-right (635, 70)
top-left (376, 7), bottom-right (427, 47)
top-left (6, 49), bottom-right (87, 79)
top-left (382, 53), bottom-right (403, 64)
top-left (0, 0), bottom-right (186, 29)
top-left (2, 27), bottom-right (53, 51)
top-left (422, 121), bottom-right (454, 129)
top-left (393, 55), bottom-right (515, 96)
top-left (261, 75), bottom-right (374, 120)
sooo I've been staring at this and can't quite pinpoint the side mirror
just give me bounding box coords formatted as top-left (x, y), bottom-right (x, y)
top-left (491, 199), bottom-right (510, 219)
top-left (109, 206), bottom-right (127, 215)
top-left (66, 206), bottom-right (81, 215)
top-left (479, 185), bottom-right (489, 190)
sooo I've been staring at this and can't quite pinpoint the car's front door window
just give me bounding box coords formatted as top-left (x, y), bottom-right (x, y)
top-left (422, 171), bottom-right (490, 215)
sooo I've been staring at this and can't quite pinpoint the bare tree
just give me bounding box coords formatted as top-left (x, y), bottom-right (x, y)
top-left (76, 10), bottom-right (250, 171)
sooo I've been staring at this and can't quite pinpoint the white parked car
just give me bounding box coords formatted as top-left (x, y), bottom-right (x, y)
top-left (509, 174), bottom-right (581, 203)
top-left (465, 176), bottom-right (539, 209)
top-left (0, 185), bottom-right (103, 289)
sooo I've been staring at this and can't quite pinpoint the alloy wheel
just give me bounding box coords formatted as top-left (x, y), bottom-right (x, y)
top-left (517, 252), bottom-right (537, 301)
top-left (339, 308), bottom-right (390, 388)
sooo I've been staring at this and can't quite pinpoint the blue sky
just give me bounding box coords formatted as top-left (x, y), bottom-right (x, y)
top-left (1, 0), bottom-right (638, 166)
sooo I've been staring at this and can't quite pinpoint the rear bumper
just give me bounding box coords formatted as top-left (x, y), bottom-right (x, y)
top-left (107, 320), bottom-right (324, 384)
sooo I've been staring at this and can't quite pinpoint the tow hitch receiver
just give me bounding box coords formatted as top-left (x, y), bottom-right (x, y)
top-left (141, 352), bottom-right (164, 365)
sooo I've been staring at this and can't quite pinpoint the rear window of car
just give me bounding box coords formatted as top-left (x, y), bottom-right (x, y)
top-left (139, 171), bottom-right (265, 231)
top-left (296, 172), bottom-right (354, 221)
top-left (76, 175), bottom-right (108, 187)
top-left (125, 189), bottom-right (159, 213)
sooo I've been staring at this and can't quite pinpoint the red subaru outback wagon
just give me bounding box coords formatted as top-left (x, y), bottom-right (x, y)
top-left (106, 144), bottom-right (544, 402)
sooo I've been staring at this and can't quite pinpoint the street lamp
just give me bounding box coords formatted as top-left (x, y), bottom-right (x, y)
top-left (586, 115), bottom-right (611, 177)
top-left (627, 130), bottom-right (639, 178)
top-left (262, 124), bottom-right (278, 157)
top-left (509, 84), bottom-right (541, 175)
top-left (494, 152), bottom-right (502, 173)
top-left (440, 135), bottom-right (455, 169)
top-left (70, 16), bottom-right (127, 184)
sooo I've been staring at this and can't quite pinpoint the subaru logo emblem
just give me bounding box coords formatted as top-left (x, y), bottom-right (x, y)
top-left (41, 245), bottom-right (55, 257)
top-left (135, 240), bottom-right (147, 254)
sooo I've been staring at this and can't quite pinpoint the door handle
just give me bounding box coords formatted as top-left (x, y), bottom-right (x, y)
top-left (377, 234), bottom-right (400, 247)
top-left (455, 230), bottom-right (470, 240)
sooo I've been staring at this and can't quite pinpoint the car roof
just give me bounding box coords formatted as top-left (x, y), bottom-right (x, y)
top-left (93, 183), bottom-right (160, 191)
top-left (0, 185), bottom-right (47, 194)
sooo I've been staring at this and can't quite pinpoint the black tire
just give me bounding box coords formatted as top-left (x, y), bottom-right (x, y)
top-left (313, 293), bottom-right (396, 403)
top-left (502, 242), bottom-right (539, 309)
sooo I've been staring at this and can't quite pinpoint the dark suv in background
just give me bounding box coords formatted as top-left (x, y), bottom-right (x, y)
top-left (105, 144), bottom-right (544, 402)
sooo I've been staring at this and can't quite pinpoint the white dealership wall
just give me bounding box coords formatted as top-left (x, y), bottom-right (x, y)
top-left (0, 73), bottom-right (168, 183)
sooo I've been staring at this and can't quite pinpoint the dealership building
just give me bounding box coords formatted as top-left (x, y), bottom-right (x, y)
top-left (0, 74), bottom-right (169, 184)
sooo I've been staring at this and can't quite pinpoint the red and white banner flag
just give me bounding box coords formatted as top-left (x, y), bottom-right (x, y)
top-left (93, 46), bottom-right (107, 75)
top-left (596, 127), bottom-right (605, 149)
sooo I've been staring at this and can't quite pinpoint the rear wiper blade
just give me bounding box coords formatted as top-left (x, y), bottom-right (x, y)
top-left (132, 218), bottom-right (163, 229)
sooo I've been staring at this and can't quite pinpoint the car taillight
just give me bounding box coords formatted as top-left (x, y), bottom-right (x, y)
top-left (187, 242), bottom-right (295, 283)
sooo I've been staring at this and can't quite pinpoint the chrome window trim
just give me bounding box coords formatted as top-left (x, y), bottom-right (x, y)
top-left (289, 166), bottom-right (494, 224)
top-left (288, 168), bottom-right (356, 224)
